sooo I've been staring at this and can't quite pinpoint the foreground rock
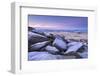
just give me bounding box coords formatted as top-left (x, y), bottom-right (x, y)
top-left (28, 52), bottom-right (76, 60)
top-left (30, 41), bottom-right (50, 52)
top-left (52, 35), bottom-right (67, 52)
top-left (64, 42), bottom-right (83, 54)
top-left (28, 31), bottom-right (49, 44)
top-left (28, 52), bottom-right (57, 60)
top-left (45, 45), bottom-right (60, 54)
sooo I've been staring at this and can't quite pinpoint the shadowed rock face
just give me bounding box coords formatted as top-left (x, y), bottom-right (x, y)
top-left (78, 51), bottom-right (88, 58)
top-left (77, 45), bottom-right (88, 53)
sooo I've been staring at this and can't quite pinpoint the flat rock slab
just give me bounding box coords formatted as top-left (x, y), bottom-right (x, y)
top-left (31, 29), bottom-right (45, 35)
top-left (65, 42), bottom-right (83, 54)
top-left (28, 52), bottom-right (57, 60)
top-left (30, 41), bottom-right (50, 51)
top-left (53, 36), bottom-right (67, 51)
top-left (28, 31), bottom-right (49, 44)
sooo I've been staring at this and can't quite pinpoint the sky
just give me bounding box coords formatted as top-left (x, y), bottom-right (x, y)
top-left (28, 15), bottom-right (88, 31)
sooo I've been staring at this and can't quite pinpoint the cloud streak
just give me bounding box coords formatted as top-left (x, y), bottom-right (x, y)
top-left (28, 15), bottom-right (88, 31)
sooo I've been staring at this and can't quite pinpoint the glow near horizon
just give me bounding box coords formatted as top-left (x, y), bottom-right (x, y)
top-left (28, 15), bottom-right (88, 31)
top-left (29, 23), bottom-right (73, 30)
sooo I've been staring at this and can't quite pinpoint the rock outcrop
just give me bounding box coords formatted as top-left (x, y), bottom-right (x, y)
top-left (28, 27), bottom-right (88, 60)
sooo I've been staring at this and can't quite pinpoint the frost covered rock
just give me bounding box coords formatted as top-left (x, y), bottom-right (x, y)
top-left (64, 42), bottom-right (83, 54)
top-left (52, 35), bottom-right (67, 51)
top-left (30, 41), bottom-right (50, 51)
top-left (28, 52), bottom-right (57, 60)
top-left (45, 45), bottom-right (60, 54)
top-left (28, 52), bottom-right (76, 60)
top-left (28, 31), bottom-right (49, 44)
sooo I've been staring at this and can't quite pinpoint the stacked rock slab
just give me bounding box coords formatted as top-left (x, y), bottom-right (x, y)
top-left (64, 42), bottom-right (83, 54)
top-left (52, 35), bottom-right (67, 52)
top-left (30, 41), bottom-right (50, 52)
top-left (28, 31), bottom-right (49, 44)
